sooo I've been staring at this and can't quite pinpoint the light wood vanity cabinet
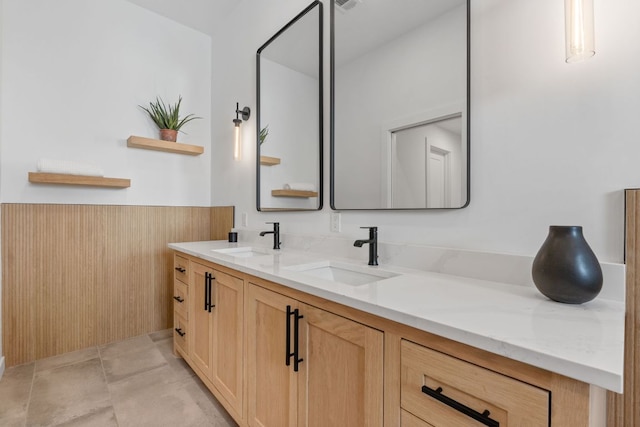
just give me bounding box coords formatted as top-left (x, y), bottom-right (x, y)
top-left (172, 257), bottom-right (245, 421)
top-left (173, 251), bottom-right (594, 427)
top-left (246, 283), bottom-right (384, 427)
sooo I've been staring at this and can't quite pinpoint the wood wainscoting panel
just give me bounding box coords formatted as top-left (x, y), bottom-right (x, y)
top-left (211, 205), bottom-right (234, 240)
top-left (608, 189), bottom-right (640, 426)
top-left (1, 204), bottom-right (233, 367)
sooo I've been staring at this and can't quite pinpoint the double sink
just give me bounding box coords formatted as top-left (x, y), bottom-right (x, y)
top-left (212, 246), bottom-right (398, 286)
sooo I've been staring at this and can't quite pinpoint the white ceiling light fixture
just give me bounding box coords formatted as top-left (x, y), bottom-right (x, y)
top-left (565, 0), bottom-right (595, 63)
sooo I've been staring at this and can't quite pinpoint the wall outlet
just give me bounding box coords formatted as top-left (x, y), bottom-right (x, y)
top-left (241, 212), bottom-right (248, 227)
top-left (330, 212), bottom-right (341, 232)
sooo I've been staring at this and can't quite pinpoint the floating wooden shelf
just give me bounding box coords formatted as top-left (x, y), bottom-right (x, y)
top-left (127, 135), bottom-right (204, 156)
top-left (260, 156), bottom-right (281, 166)
top-left (28, 172), bottom-right (131, 188)
top-left (271, 189), bottom-right (318, 198)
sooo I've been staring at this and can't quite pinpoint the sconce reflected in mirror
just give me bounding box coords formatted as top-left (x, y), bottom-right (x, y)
top-left (565, 0), bottom-right (595, 63)
top-left (233, 102), bottom-right (251, 160)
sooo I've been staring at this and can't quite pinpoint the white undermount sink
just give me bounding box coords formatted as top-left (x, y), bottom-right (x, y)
top-left (212, 246), bottom-right (271, 258)
top-left (286, 260), bottom-right (398, 286)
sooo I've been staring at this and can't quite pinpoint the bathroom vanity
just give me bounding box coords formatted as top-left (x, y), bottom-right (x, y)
top-left (169, 240), bottom-right (623, 427)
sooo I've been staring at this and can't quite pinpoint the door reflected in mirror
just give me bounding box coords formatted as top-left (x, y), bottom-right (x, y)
top-left (390, 115), bottom-right (463, 208)
top-left (330, 0), bottom-right (469, 210)
top-left (256, 1), bottom-right (323, 211)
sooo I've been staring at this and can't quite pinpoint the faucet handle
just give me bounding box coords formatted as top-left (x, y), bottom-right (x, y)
top-left (360, 226), bottom-right (377, 231)
top-left (266, 221), bottom-right (279, 225)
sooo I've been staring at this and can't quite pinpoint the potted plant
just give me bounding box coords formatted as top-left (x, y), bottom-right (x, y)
top-left (259, 125), bottom-right (269, 145)
top-left (139, 96), bottom-right (201, 142)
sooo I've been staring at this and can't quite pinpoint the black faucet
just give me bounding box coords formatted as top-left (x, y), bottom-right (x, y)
top-left (259, 222), bottom-right (281, 250)
top-left (354, 226), bottom-right (378, 266)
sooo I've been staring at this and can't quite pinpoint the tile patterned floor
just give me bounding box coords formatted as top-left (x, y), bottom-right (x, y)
top-left (0, 330), bottom-right (238, 427)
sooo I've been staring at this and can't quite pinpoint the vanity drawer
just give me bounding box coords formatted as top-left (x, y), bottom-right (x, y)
top-left (173, 312), bottom-right (188, 356)
top-left (173, 279), bottom-right (188, 319)
top-left (401, 410), bottom-right (434, 427)
top-left (400, 340), bottom-right (549, 427)
top-left (174, 254), bottom-right (189, 284)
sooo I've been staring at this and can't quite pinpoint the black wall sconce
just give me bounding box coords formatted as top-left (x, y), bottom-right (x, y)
top-left (233, 102), bottom-right (251, 160)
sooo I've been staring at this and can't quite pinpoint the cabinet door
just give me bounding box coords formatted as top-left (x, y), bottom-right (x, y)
top-left (211, 269), bottom-right (244, 416)
top-left (298, 303), bottom-right (384, 427)
top-left (190, 262), bottom-right (214, 379)
top-left (247, 284), bottom-right (299, 427)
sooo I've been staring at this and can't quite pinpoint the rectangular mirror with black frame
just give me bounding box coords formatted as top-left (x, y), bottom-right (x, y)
top-left (330, 0), bottom-right (470, 210)
top-left (256, 1), bottom-right (323, 212)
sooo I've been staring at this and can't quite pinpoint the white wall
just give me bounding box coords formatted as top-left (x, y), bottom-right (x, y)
top-left (0, 0), bottom-right (212, 206)
top-left (211, 0), bottom-right (640, 264)
top-left (0, 0), bottom-right (4, 376)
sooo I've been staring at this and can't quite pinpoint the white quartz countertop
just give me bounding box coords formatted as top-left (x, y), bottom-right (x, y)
top-left (169, 240), bottom-right (625, 393)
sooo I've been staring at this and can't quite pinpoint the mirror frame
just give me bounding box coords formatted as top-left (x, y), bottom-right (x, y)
top-left (256, 0), bottom-right (323, 212)
top-left (329, 0), bottom-right (471, 210)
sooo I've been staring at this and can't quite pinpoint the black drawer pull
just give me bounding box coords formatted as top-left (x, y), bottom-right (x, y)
top-left (285, 306), bottom-right (304, 371)
top-left (421, 385), bottom-right (499, 427)
top-left (173, 296), bottom-right (184, 303)
top-left (286, 305), bottom-right (293, 366)
top-left (204, 272), bottom-right (210, 311)
top-left (174, 327), bottom-right (186, 337)
top-left (175, 267), bottom-right (186, 273)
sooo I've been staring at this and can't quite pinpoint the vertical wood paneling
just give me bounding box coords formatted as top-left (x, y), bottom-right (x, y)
top-left (2, 205), bottom-right (37, 364)
top-left (608, 189), bottom-right (639, 427)
top-left (1, 204), bottom-right (233, 367)
top-left (211, 206), bottom-right (234, 240)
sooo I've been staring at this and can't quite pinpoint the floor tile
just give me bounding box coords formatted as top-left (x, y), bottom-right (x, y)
top-left (35, 347), bottom-right (98, 373)
top-left (107, 364), bottom-right (184, 399)
top-left (155, 337), bottom-right (197, 381)
top-left (53, 406), bottom-right (118, 427)
top-left (98, 335), bottom-right (155, 360)
top-left (185, 379), bottom-right (238, 427)
top-left (27, 358), bottom-right (110, 426)
top-left (0, 362), bottom-right (34, 426)
top-left (110, 371), bottom-right (212, 427)
top-left (101, 342), bottom-right (168, 384)
top-left (149, 328), bottom-right (172, 342)
top-left (1, 331), bottom-right (237, 427)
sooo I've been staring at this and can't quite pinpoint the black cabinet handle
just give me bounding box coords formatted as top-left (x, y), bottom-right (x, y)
top-left (208, 273), bottom-right (215, 312)
top-left (421, 386), bottom-right (499, 427)
top-left (293, 308), bottom-right (303, 372)
top-left (285, 306), bottom-right (304, 372)
top-left (173, 296), bottom-right (184, 303)
top-left (175, 267), bottom-right (186, 273)
top-left (174, 327), bottom-right (185, 337)
top-left (286, 305), bottom-right (293, 367)
top-left (204, 272), bottom-right (210, 311)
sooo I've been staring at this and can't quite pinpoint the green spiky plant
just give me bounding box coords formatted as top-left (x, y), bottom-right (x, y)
top-left (139, 96), bottom-right (201, 132)
top-left (259, 125), bottom-right (269, 145)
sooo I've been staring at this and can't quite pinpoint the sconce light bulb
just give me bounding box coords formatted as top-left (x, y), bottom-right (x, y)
top-left (565, 0), bottom-right (595, 63)
top-left (234, 123), bottom-right (241, 161)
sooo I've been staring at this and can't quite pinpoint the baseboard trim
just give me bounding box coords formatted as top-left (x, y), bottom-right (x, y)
top-left (0, 356), bottom-right (5, 380)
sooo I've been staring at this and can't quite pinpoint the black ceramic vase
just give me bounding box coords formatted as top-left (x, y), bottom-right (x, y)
top-left (532, 226), bottom-right (603, 304)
